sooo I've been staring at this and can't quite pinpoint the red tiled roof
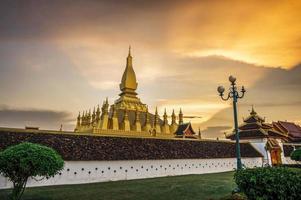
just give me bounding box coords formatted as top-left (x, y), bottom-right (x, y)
top-left (273, 121), bottom-right (301, 140)
top-left (239, 122), bottom-right (262, 130)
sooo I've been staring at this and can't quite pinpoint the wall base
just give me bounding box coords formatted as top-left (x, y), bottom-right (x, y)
top-left (0, 158), bottom-right (263, 189)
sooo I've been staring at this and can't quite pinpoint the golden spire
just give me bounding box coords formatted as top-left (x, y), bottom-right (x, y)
top-left (96, 105), bottom-right (100, 122)
top-left (171, 109), bottom-right (176, 124)
top-left (179, 108), bottom-right (183, 125)
top-left (154, 106), bottom-right (160, 126)
top-left (163, 108), bottom-right (168, 124)
top-left (77, 112), bottom-right (81, 127)
top-left (119, 46), bottom-right (138, 97)
top-left (82, 111), bottom-right (86, 126)
top-left (102, 98), bottom-right (109, 114)
top-left (92, 107), bottom-right (96, 122)
top-left (88, 109), bottom-right (91, 125)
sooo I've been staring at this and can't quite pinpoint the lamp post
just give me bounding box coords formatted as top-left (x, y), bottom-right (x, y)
top-left (217, 75), bottom-right (246, 170)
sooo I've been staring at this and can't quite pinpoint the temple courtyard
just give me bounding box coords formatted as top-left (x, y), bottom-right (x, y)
top-left (0, 172), bottom-right (236, 200)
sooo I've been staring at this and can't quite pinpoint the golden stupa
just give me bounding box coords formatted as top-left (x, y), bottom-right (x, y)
top-left (74, 47), bottom-right (183, 138)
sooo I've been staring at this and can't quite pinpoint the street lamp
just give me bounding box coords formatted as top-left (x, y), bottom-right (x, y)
top-left (217, 75), bottom-right (246, 170)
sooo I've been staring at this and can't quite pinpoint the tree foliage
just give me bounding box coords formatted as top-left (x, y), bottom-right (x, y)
top-left (0, 142), bottom-right (64, 200)
top-left (290, 149), bottom-right (301, 161)
top-left (234, 167), bottom-right (301, 200)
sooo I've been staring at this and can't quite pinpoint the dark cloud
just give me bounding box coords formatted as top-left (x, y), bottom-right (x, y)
top-left (0, 0), bottom-right (174, 43)
top-left (183, 116), bottom-right (202, 119)
top-left (0, 105), bottom-right (74, 130)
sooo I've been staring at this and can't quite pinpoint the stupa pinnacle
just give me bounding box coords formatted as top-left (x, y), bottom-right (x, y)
top-left (119, 46), bottom-right (138, 97)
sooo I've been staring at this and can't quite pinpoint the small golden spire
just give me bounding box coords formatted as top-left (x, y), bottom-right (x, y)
top-left (179, 108), bottom-right (183, 124)
top-left (82, 111), bottom-right (84, 125)
top-left (128, 45), bottom-right (131, 57)
top-left (163, 108), bottom-right (168, 124)
top-left (92, 107), bottom-right (96, 121)
top-left (96, 105), bottom-right (100, 122)
top-left (171, 109), bottom-right (176, 124)
top-left (77, 112), bottom-right (81, 127)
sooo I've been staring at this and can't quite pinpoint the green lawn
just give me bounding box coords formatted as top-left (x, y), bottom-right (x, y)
top-left (0, 171), bottom-right (236, 200)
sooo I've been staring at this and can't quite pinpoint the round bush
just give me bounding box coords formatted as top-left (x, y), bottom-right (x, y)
top-left (290, 149), bottom-right (301, 161)
top-left (0, 142), bottom-right (64, 200)
top-left (234, 167), bottom-right (301, 200)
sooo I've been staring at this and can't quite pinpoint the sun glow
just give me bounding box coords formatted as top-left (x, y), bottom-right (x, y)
top-left (157, 101), bottom-right (230, 124)
top-left (186, 49), bottom-right (261, 66)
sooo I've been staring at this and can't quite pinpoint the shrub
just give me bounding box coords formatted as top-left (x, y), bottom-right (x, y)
top-left (290, 149), bottom-right (301, 161)
top-left (0, 142), bottom-right (64, 200)
top-left (234, 167), bottom-right (301, 200)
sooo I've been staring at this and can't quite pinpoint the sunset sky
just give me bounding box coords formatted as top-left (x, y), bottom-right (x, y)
top-left (0, 0), bottom-right (301, 137)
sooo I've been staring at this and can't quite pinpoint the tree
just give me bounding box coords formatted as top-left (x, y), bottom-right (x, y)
top-left (0, 142), bottom-right (64, 200)
top-left (291, 149), bottom-right (301, 161)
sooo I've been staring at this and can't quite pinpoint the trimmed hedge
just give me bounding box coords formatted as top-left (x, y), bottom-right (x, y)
top-left (0, 130), bottom-right (262, 161)
top-left (291, 149), bottom-right (301, 161)
top-left (234, 167), bottom-right (301, 200)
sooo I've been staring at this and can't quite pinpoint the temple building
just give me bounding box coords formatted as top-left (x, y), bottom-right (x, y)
top-left (226, 106), bottom-right (301, 165)
top-left (227, 107), bottom-right (287, 141)
top-left (174, 122), bottom-right (198, 139)
top-left (74, 48), bottom-right (192, 138)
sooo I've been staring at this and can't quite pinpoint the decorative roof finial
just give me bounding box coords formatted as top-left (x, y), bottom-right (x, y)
top-left (250, 105), bottom-right (256, 115)
top-left (128, 45), bottom-right (131, 57)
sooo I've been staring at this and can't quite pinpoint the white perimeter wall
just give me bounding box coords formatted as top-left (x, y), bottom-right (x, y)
top-left (285, 157), bottom-right (301, 165)
top-left (0, 157), bottom-right (263, 189)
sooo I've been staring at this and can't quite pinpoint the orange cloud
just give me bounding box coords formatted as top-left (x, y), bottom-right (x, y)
top-left (167, 0), bottom-right (301, 68)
